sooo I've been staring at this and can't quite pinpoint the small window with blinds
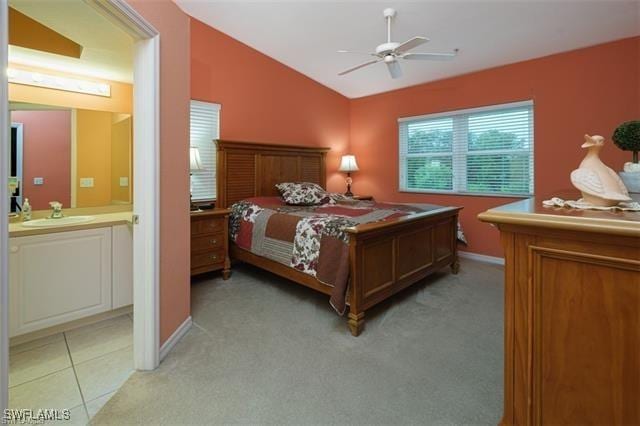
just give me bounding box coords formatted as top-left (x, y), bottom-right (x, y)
top-left (190, 100), bottom-right (220, 201)
top-left (399, 100), bottom-right (534, 197)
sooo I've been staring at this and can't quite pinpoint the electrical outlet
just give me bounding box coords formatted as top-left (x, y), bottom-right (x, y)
top-left (80, 177), bottom-right (94, 188)
top-left (119, 177), bottom-right (129, 187)
top-left (33, 177), bottom-right (44, 185)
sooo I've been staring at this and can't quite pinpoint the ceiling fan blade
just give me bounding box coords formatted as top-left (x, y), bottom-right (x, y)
top-left (337, 50), bottom-right (377, 56)
top-left (394, 36), bottom-right (429, 54)
top-left (338, 59), bottom-right (379, 76)
top-left (386, 60), bottom-right (402, 79)
top-left (402, 52), bottom-right (457, 61)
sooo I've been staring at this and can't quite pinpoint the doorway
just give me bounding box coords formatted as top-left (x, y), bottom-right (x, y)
top-left (9, 123), bottom-right (22, 213)
top-left (0, 0), bottom-right (160, 414)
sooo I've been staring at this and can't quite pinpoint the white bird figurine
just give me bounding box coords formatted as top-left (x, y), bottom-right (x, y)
top-left (570, 134), bottom-right (631, 207)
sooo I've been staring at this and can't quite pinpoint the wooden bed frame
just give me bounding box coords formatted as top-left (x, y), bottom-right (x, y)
top-left (216, 140), bottom-right (461, 336)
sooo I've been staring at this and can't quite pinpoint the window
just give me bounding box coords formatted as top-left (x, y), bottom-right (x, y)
top-left (399, 100), bottom-right (534, 196)
top-left (190, 100), bottom-right (220, 201)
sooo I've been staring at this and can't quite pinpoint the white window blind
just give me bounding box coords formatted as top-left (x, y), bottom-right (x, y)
top-left (190, 100), bottom-right (220, 201)
top-left (399, 100), bottom-right (534, 197)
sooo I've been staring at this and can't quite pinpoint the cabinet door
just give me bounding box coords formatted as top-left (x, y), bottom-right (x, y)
top-left (530, 246), bottom-right (640, 424)
top-left (112, 224), bottom-right (133, 309)
top-left (9, 228), bottom-right (112, 337)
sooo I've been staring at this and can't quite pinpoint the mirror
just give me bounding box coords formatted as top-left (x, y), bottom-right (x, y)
top-left (9, 102), bottom-right (132, 212)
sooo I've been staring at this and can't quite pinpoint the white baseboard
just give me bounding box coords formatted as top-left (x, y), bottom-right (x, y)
top-left (459, 251), bottom-right (505, 266)
top-left (159, 316), bottom-right (192, 361)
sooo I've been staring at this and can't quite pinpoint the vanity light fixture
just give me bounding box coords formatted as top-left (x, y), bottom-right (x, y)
top-left (6, 67), bottom-right (111, 97)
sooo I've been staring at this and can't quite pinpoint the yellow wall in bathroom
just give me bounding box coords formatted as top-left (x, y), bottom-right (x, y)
top-left (76, 109), bottom-right (113, 207)
top-left (111, 114), bottom-right (132, 203)
top-left (8, 63), bottom-right (132, 113)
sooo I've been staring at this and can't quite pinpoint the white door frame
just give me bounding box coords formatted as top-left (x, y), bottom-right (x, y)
top-left (0, 0), bottom-right (161, 412)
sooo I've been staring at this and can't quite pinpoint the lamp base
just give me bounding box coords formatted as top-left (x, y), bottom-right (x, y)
top-left (344, 174), bottom-right (354, 197)
top-left (190, 190), bottom-right (202, 212)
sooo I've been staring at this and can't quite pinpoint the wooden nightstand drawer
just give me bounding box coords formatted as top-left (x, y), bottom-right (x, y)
top-left (191, 233), bottom-right (224, 254)
top-left (191, 249), bottom-right (225, 269)
top-left (191, 217), bottom-right (224, 235)
top-left (190, 208), bottom-right (231, 279)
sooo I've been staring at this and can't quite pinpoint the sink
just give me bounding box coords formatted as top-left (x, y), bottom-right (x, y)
top-left (21, 216), bottom-right (95, 228)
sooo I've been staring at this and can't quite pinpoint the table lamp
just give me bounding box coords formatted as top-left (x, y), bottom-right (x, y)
top-left (190, 147), bottom-right (203, 211)
top-left (338, 155), bottom-right (359, 197)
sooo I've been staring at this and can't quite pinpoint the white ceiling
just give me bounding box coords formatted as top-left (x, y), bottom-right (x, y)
top-left (176, 0), bottom-right (640, 99)
top-left (9, 0), bottom-right (134, 83)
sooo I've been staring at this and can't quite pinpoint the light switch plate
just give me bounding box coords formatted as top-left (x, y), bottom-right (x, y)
top-left (119, 177), bottom-right (129, 187)
top-left (33, 177), bottom-right (44, 185)
top-left (80, 177), bottom-right (94, 188)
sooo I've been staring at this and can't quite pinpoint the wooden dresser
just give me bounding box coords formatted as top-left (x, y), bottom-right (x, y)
top-left (190, 209), bottom-right (231, 278)
top-left (479, 194), bottom-right (639, 425)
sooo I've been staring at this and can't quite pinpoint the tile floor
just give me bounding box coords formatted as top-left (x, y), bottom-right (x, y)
top-left (8, 314), bottom-right (134, 425)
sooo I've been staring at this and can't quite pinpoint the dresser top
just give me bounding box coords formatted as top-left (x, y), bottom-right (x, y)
top-left (478, 191), bottom-right (640, 238)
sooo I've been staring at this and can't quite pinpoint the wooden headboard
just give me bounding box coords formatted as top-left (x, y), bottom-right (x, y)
top-left (216, 140), bottom-right (330, 208)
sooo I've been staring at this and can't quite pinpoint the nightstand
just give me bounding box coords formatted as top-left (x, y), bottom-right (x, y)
top-left (190, 208), bottom-right (231, 278)
top-left (351, 195), bottom-right (374, 201)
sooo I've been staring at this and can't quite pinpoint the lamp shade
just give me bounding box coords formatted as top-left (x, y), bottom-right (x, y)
top-left (190, 147), bottom-right (203, 172)
top-left (338, 155), bottom-right (359, 172)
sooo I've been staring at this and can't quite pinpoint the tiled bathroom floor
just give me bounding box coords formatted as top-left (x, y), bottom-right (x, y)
top-left (8, 314), bottom-right (134, 425)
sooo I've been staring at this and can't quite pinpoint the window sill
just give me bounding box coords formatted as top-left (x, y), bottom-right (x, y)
top-left (398, 189), bottom-right (532, 199)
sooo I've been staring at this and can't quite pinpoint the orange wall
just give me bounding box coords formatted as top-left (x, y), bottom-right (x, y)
top-left (76, 109), bottom-right (112, 207)
top-left (111, 115), bottom-right (132, 203)
top-left (11, 110), bottom-right (71, 210)
top-left (190, 18), bottom-right (351, 192)
top-left (350, 37), bottom-right (640, 257)
top-left (128, 0), bottom-right (192, 345)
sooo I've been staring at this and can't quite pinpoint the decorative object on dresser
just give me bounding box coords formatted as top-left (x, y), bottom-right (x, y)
top-left (479, 196), bottom-right (640, 425)
top-left (613, 120), bottom-right (640, 193)
top-left (338, 154), bottom-right (359, 196)
top-left (216, 140), bottom-right (461, 336)
top-left (191, 208), bottom-right (231, 278)
top-left (570, 134), bottom-right (631, 207)
top-left (190, 147), bottom-right (203, 212)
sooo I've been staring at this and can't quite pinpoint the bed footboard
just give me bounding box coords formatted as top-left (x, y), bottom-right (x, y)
top-left (346, 207), bottom-right (462, 336)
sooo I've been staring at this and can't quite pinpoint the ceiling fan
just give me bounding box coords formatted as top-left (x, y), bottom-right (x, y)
top-left (338, 8), bottom-right (458, 79)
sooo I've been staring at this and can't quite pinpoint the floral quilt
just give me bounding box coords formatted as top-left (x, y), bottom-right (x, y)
top-left (230, 196), bottom-right (466, 314)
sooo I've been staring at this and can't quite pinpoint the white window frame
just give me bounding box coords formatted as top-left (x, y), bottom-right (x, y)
top-left (399, 100), bottom-right (534, 197)
top-left (189, 100), bottom-right (220, 202)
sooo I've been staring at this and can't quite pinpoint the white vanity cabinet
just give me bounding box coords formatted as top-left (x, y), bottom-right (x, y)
top-left (9, 224), bottom-right (133, 337)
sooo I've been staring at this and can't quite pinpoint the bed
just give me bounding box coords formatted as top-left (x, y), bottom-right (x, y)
top-left (216, 140), bottom-right (462, 336)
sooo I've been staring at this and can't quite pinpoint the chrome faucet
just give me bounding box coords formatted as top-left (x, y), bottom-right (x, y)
top-left (49, 201), bottom-right (64, 219)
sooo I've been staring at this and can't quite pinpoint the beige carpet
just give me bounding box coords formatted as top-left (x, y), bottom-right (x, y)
top-left (92, 258), bottom-right (504, 425)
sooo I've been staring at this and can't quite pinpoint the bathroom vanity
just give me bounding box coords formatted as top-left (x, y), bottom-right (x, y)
top-left (8, 212), bottom-right (133, 338)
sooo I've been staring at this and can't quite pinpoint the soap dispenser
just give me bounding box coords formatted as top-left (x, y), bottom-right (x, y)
top-left (22, 198), bottom-right (32, 221)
